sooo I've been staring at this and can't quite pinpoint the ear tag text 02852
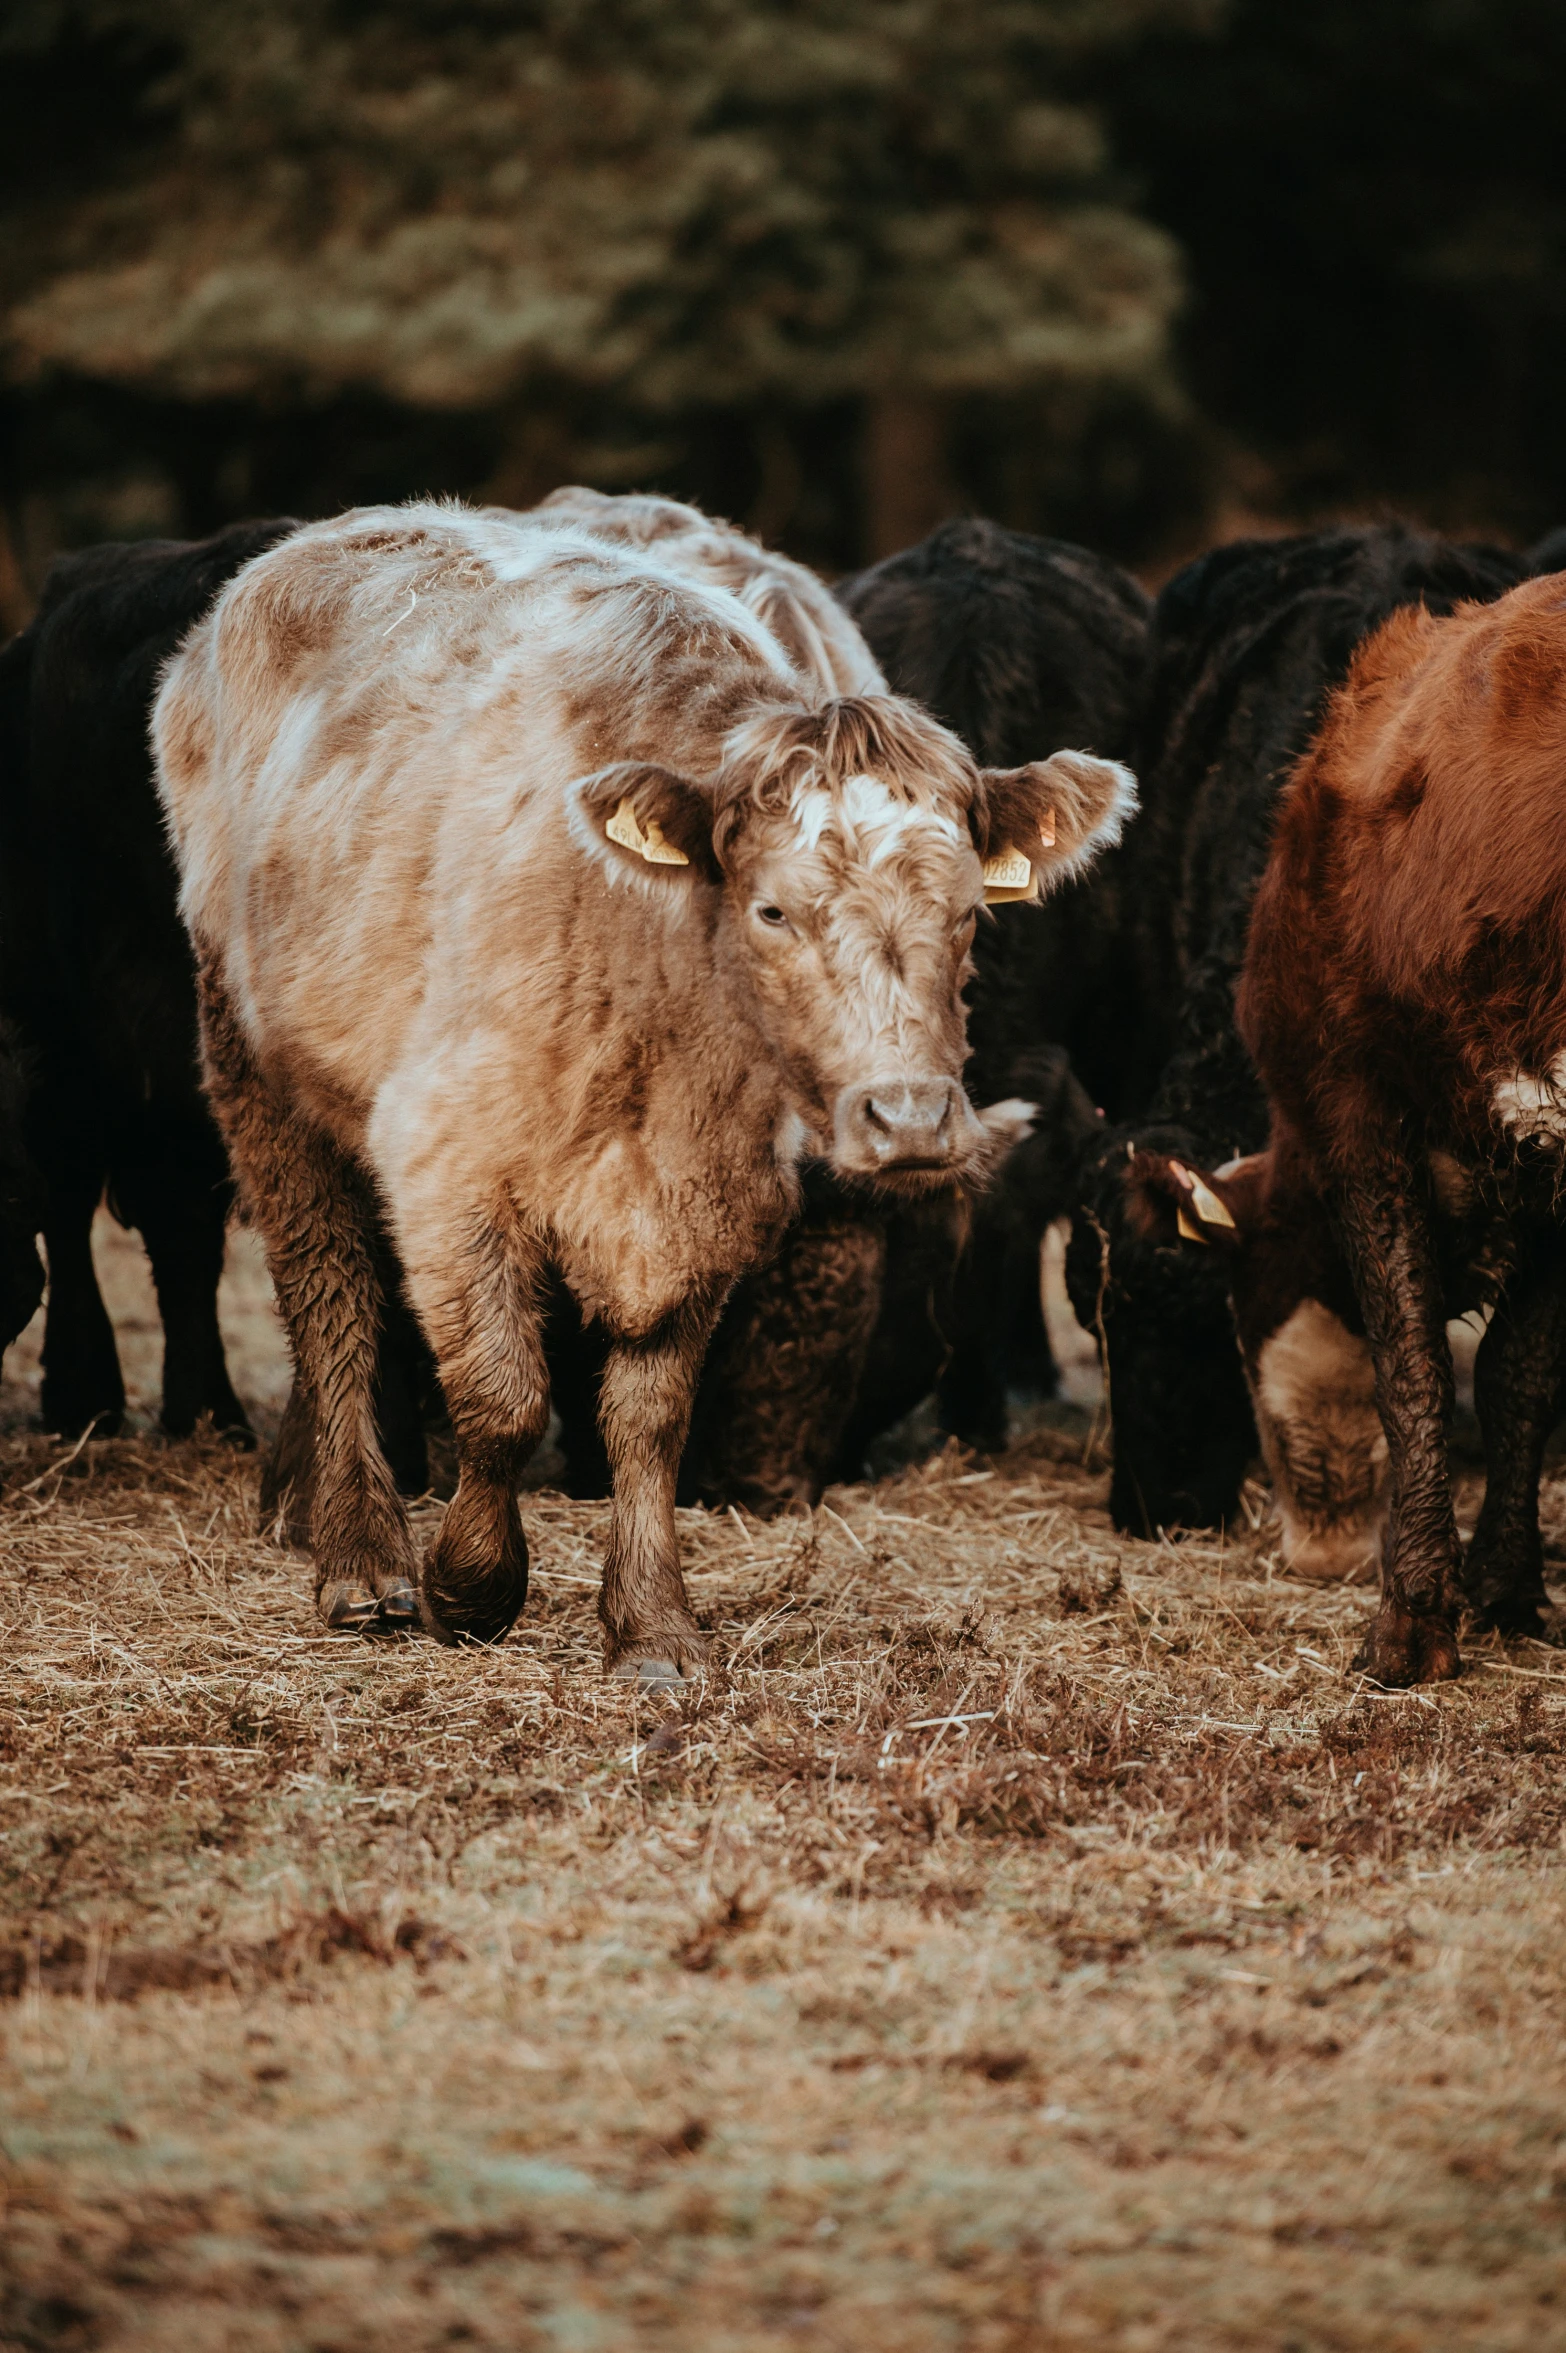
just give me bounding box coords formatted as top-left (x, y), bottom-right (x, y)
top-left (607, 797), bottom-right (689, 867)
top-left (982, 814), bottom-right (1055, 904)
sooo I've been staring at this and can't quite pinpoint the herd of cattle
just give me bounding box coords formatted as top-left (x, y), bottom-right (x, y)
top-left (2, 488), bottom-right (1565, 1686)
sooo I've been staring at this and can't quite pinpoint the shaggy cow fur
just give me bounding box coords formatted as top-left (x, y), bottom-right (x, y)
top-left (0, 523), bottom-right (297, 1439)
top-left (837, 518), bottom-right (1150, 1449)
top-left (1216, 572), bottom-right (1566, 1683)
top-left (1066, 527), bottom-right (1528, 1543)
top-left (155, 502), bottom-right (1132, 1673)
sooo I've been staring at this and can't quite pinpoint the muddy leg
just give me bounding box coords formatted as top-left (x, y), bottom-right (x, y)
top-left (1462, 1228), bottom-right (1566, 1636)
top-left (396, 1213), bottom-right (548, 1647)
top-left (198, 968), bottom-right (417, 1631)
top-left (598, 1284), bottom-right (726, 1684)
top-left (260, 1374), bottom-right (317, 1550)
top-left (1334, 1160), bottom-right (1462, 1685)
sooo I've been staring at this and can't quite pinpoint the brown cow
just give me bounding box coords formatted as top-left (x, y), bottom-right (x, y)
top-left (1137, 572), bottom-right (1566, 1684)
top-left (153, 503), bottom-right (1132, 1681)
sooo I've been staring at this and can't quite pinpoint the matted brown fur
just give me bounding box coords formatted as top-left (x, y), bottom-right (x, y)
top-left (154, 503), bottom-right (1132, 1673)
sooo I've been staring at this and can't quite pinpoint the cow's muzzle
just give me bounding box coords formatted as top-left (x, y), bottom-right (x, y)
top-left (832, 1076), bottom-right (980, 1182)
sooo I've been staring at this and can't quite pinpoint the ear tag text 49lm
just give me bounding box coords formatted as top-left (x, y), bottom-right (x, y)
top-left (607, 797), bottom-right (689, 867)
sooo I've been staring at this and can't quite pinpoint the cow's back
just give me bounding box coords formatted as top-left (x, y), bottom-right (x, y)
top-left (156, 504), bottom-right (796, 1110)
top-left (1244, 573), bottom-right (1566, 1164)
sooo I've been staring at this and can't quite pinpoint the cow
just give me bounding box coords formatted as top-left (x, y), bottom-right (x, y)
top-left (1146, 571), bottom-right (1566, 1684)
top-left (0, 524), bottom-right (296, 1441)
top-left (1066, 527), bottom-right (1529, 1547)
top-left (532, 501), bottom-right (1105, 1516)
top-left (152, 502), bottom-right (1134, 1672)
top-left (836, 518), bottom-right (1151, 1448)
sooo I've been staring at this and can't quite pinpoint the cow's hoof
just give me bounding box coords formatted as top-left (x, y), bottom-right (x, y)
top-left (321, 1579), bottom-right (420, 1635)
top-left (420, 1551), bottom-right (529, 1647)
top-left (1354, 1607), bottom-right (1461, 1686)
top-left (611, 1655), bottom-right (694, 1690)
top-left (322, 1582), bottom-right (385, 1632)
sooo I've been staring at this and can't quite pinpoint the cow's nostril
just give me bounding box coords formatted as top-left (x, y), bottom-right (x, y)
top-left (864, 1096), bottom-right (894, 1134)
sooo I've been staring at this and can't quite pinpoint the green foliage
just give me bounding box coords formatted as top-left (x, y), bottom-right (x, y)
top-left (2, 0), bottom-right (1201, 413)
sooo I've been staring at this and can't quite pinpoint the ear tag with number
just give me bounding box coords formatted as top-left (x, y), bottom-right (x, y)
top-left (982, 813), bottom-right (1057, 903)
top-left (982, 846), bottom-right (1035, 904)
top-left (607, 797), bottom-right (689, 867)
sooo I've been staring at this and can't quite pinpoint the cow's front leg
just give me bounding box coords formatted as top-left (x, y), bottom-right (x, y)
top-left (598, 1284), bottom-right (727, 1684)
top-left (397, 1214), bottom-right (549, 1647)
top-left (1334, 1160), bottom-right (1462, 1685)
top-left (1463, 1226), bottom-right (1566, 1636)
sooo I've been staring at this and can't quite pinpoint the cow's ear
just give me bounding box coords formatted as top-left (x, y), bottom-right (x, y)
top-left (579, 762), bottom-right (721, 883)
top-left (973, 751), bottom-right (1138, 902)
top-left (1122, 1150), bottom-right (1261, 1252)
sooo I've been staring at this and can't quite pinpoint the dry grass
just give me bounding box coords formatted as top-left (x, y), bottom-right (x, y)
top-left (2, 1222), bottom-right (1565, 2351)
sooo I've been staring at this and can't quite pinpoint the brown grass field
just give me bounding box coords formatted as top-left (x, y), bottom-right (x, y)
top-left (3, 1221), bottom-right (1565, 2352)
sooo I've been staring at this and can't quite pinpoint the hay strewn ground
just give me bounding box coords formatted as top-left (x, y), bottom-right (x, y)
top-left (3, 1220), bottom-right (1565, 2351)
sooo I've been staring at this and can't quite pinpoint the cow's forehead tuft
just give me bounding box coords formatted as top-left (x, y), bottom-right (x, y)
top-left (787, 773), bottom-right (967, 864)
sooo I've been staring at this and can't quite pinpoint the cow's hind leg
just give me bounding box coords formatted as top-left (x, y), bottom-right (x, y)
top-left (398, 1211), bottom-right (548, 1646)
top-left (1334, 1157), bottom-right (1462, 1685)
top-left (1461, 1226), bottom-right (1566, 1637)
top-left (198, 969), bottom-right (417, 1631)
top-left (598, 1283), bottom-right (727, 1685)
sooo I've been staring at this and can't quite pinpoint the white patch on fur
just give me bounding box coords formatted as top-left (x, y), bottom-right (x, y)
top-left (790, 773), bottom-right (965, 864)
top-left (1252, 1299), bottom-right (1386, 1582)
top-left (1491, 1058), bottom-right (1566, 1144)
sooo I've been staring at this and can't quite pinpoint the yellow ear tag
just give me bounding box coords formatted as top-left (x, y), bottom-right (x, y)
top-left (1039, 809), bottom-right (1056, 848)
top-left (1168, 1159), bottom-right (1237, 1234)
top-left (982, 846), bottom-right (1036, 905)
top-left (1176, 1201), bottom-right (1209, 1245)
top-left (607, 797), bottom-right (689, 867)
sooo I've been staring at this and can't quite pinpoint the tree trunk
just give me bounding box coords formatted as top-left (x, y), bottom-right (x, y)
top-left (861, 391), bottom-right (959, 562)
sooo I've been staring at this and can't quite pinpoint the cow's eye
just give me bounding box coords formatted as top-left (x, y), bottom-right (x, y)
top-left (756, 903), bottom-right (790, 928)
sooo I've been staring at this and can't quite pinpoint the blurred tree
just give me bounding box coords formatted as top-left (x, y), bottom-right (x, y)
top-left (1085, 0), bottom-right (1566, 539)
top-left (0, 0), bottom-right (1205, 592)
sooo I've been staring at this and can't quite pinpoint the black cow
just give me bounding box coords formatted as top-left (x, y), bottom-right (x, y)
top-left (1, 523), bottom-right (444, 1493)
top-left (835, 518), bottom-right (1151, 1450)
top-left (1066, 525), bottom-right (1529, 1542)
top-left (0, 526), bottom-right (297, 1440)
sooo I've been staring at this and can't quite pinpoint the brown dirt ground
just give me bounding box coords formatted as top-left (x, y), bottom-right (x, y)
top-left (2, 1219), bottom-right (1565, 2353)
